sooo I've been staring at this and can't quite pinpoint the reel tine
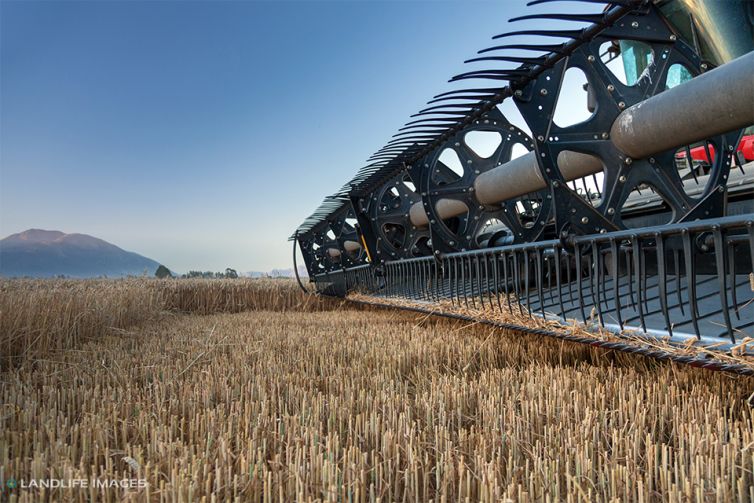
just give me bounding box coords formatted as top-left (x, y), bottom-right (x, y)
top-left (432, 87), bottom-right (502, 99)
top-left (475, 255), bottom-right (483, 309)
top-left (625, 245), bottom-right (635, 311)
top-left (729, 242), bottom-right (739, 321)
top-left (484, 254), bottom-right (493, 308)
top-left (655, 233), bottom-right (672, 338)
top-left (391, 129), bottom-right (447, 138)
top-left (417, 103), bottom-right (479, 114)
top-left (527, 0), bottom-right (633, 6)
top-left (409, 110), bottom-right (474, 118)
top-left (493, 253), bottom-right (502, 312)
top-left (610, 238), bottom-right (623, 330)
top-left (674, 249), bottom-right (685, 316)
top-left (513, 250), bottom-right (523, 315)
top-left (403, 117), bottom-right (461, 127)
top-left (682, 229), bottom-right (700, 339)
top-left (477, 43), bottom-right (566, 55)
top-left (524, 250), bottom-right (532, 317)
top-left (499, 252), bottom-right (509, 313)
top-left (712, 226), bottom-right (734, 342)
top-left (554, 245), bottom-right (565, 319)
top-left (534, 248), bottom-right (545, 319)
top-left (490, 29), bottom-right (584, 41)
top-left (426, 95), bottom-right (497, 104)
top-left (458, 257), bottom-right (469, 309)
top-left (591, 242), bottom-right (604, 326)
top-left (464, 56), bottom-right (547, 65)
top-left (566, 249), bottom-right (574, 306)
top-left (508, 13), bottom-right (606, 25)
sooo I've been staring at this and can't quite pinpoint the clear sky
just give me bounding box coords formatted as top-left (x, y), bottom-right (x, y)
top-left (1, 0), bottom-right (596, 273)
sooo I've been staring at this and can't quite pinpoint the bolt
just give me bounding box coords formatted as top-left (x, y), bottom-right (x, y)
top-left (619, 175), bottom-right (627, 183)
top-left (631, 21), bottom-right (639, 28)
top-left (701, 63), bottom-right (708, 70)
top-left (618, 101), bottom-right (626, 109)
top-left (540, 88), bottom-right (548, 96)
top-left (649, 157), bottom-right (655, 163)
top-left (601, 132), bottom-right (609, 139)
top-left (718, 186), bottom-right (725, 193)
top-left (670, 34), bottom-right (677, 41)
top-left (430, 219), bottom-right (435, 224)
top-left (449, 241), bottom-right (454, 245)
top-left (552, 180), bottom-right (560, 188)
top-left (607, 208), bottom-right (615, 215)
top-left (455, 142), bottom-right (460, 147)
top-left (468, 187), bottom-right (474, 192)
top-left (607, 84), bottom-right (615, 92)
top-left (600, 229), bottom-right (607, 234)
top-left (581, 217), bottom-right (589, 224)
top-left (624, 157), bottom-right (633, 165)
top-left (514, 89), bottom-right (523, 97)
top-left (587, 55), bottom-right (595, 63)
top-left (537, 135), bottom-right (545, 141)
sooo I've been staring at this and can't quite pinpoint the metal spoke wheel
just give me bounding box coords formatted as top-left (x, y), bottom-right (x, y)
top-left (415, 107), bottom-right (547, 252)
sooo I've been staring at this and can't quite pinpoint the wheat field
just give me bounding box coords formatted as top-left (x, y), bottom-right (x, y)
top-left (1, 279), bottom-right (754, 502)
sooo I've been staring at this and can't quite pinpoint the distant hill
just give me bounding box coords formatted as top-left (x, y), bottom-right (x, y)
top-left (0, 229), bottom-right (163, 278)
top-left (244, 266), bottom-right (308, 279)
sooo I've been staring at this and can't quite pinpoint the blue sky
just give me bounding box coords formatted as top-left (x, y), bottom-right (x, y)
top-left (1, 0), bottom-right (595, 272)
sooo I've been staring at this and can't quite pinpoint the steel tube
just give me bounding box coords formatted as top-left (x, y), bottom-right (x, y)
top-left (408, 150), bottom-right (602, 226)
top-left (343, 240), bottom-right (361, 253)
top-left (611, 51), bottom-right (754, 159)
top-left (409, 199), bottom-right (468, 227)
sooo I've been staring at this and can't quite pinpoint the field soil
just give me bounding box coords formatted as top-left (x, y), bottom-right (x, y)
top-left (2, 281), bottom-right (754, 502)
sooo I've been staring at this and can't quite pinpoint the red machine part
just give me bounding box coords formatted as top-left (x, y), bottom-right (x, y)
top-left (675, 135), bottom-right (754, 164)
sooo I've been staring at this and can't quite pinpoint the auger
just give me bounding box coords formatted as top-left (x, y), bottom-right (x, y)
top-left (292, 0), bottom-right (754, 358)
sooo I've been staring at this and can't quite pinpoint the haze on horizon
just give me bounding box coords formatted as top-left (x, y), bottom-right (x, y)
top-left (1, 0), bottom-right (595, 273)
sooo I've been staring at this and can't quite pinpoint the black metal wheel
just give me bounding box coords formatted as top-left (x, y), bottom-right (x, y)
top-left (513, 4), bottom-right (742, 236)
top-left (416, 107), bottom-right (547, 252)
top-left (369, 173), bottom-right (431, 260)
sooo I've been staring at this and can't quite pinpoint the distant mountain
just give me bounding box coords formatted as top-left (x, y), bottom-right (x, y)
top-left (244, 266), bottom-right (308, 279)
top-left (0, 229), bottom-right (163, 278)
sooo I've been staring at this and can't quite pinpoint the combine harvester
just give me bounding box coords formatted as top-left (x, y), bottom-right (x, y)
top-left (292, 0), bottom-right (754, 372)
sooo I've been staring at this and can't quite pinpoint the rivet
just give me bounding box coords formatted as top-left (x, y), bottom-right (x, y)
top-left (619, 175), bottom-right (627, 182)
top-left (631, 21), bottom-right (639, 28)
top-left (537, 135), bottom-right (545, 141)
top-left (601, 132), bottom-right (609, 139)
top-left (540, 88), bottom-right (548, 96)
top-left (607, 208), bottom-right (615, 215)
top-left (624, 157), bottom-right (633, 165)
top-left (587, 55), bottom-right (595, 63)
top-left (581, 217), bottom-right (589, 224)
top-left (514, 89), bottom-right (523, 97)
top-left (607, 84), bottom-right (615, 92)
top-left (669, 34), bottom-right (677, 41)
top-left (618, 101), bottom-right (626, 109)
